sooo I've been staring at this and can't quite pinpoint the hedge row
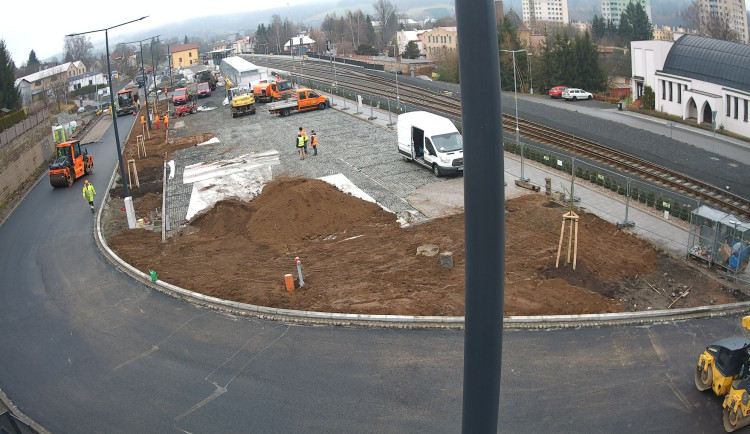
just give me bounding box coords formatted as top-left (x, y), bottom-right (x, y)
top-left (504, 141), bottom-right (691, 221)
top-left (0, 109), bottom-right (28, 133)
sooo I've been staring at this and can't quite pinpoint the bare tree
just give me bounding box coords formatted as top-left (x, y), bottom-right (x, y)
top-left (64, 35), bottom-right (94, 64)
top-left (346, 10), bottom-right (368, 48)
top-left (705, 14), bottom-right (742, 42)
top-left (680, 0), bottom-right (702, 33)
top-left (373, 0), bottom-right (398, 50)
top-left (681, 0), bottom-right (742, 42)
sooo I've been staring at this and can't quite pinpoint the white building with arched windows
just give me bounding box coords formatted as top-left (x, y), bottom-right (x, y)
top-left (631, 35), bottom-right (750, 138)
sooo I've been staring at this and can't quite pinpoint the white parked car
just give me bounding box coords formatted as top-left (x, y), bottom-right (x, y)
top-left (562, 88), bottom-right (593, 101)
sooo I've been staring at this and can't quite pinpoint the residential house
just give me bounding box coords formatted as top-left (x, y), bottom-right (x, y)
top-left (284, 35), bottom-right (316, 56)
top-left (396, 30), bottom-right (428, 56)
top-left (170, 43), bottom-right (200, 69)
top-left (631, 35), bottom-right (750, 138)
top-left (422, 27), bottom-right (458, 61)
top-left (69, 71), bottom-right (107, 91)
top-left (13, 61), bottom-right (86, 106)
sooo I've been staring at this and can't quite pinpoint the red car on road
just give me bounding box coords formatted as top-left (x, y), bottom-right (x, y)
top-left (549, 86), bottom-right (567, 98)
top-left (197, 82), bottom-right (211, 98)
top-left (172, 87), bottom-right (189, 105)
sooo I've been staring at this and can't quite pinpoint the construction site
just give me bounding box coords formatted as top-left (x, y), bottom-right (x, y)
top-left (99, 85), bottom-right (748, 317)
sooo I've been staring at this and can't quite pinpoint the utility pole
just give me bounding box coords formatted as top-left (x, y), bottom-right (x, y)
top-left (500, 48), bottom-right (527, 181)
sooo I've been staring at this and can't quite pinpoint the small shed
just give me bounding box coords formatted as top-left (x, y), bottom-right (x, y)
top-left (687, 205), bottom-right (750, 278)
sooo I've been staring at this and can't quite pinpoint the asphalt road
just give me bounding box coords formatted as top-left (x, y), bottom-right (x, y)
top-left (0, 99), bottom-right (745, 433)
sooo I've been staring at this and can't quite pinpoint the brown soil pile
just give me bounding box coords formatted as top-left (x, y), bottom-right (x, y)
top-left (107, 177), bottom-right (748, 316)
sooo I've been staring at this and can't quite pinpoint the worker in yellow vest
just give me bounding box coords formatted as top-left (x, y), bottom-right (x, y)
top-left (82, 180), bottom-right (96, 213)
top-left (296, 133), bottom-right (306, 160)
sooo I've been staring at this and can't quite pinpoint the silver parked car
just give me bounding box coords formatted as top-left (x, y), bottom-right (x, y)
top-left (562, 88), bottom-right (593, 101)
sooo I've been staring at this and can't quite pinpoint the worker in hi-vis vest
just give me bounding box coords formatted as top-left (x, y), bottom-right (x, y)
top-left (296, 133), bottom-right (306, 160)
top-left (82, 180), bottom-right (96, 213)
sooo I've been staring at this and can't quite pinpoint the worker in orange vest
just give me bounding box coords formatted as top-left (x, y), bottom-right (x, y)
top-left (154, 113), bottom-right (160, 129)
top-left (310, 130), bottom-right (318, 156)
top-left (140, 115), bottom-right (146, 126)
top-left (164, 114), bottom-right (169, 131)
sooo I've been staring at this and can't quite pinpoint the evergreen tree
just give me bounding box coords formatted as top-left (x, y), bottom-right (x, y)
top-left (0, 40), bottom-right (21, 109)
top-left (402, 41), bottom-right (421, 59)
top-left (497, 15), bottom-right (526, 92)
top-left (630, 1), bottom-right (653, 40)
top-left (27, 49), bottom-right (40, 73)
top-left (184, 35), bottom-right (189, 44)
top-left (536, 30), bottom-right (606, 93)
top-left (592, 15), bottom-right (606, 40)
top-left (619, 1), bottom-right (652, 42)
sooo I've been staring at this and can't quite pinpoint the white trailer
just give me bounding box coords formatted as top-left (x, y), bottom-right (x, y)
top-left (219, 56), bottom-right (269, 88)
top-left (397, 111), bottom-right (463, 176)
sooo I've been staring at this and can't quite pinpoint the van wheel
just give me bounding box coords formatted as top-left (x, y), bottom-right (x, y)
top-left (433, 164), bottom-right (442, 177)
top-left (282, 108), bottom-right (290, 117)
top-left (318, 102), bottom-right (326, 110)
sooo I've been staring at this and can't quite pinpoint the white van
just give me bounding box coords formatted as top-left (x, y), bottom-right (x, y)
top-left (397, 111), bottom-right (463, 176)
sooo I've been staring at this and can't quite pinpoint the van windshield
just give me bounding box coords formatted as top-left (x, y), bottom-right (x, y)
top-left (433, 132), bottom-right (463, 152)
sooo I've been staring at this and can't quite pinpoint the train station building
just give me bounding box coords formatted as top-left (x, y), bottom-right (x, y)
top-left (631, 35), bottom-right (750, 138)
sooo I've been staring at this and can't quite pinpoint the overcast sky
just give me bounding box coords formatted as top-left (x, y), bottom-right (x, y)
top-left (2, 0), bottom-right (314, 65)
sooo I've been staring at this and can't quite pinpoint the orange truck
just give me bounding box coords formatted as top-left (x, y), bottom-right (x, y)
top-left (267, 88), bottom-right (329, 117)
top-left (49, 140), bottom-right (93, 187)
top-left (253, 79), bottom-right (293, 103)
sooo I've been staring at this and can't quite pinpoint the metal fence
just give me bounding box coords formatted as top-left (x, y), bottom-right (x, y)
top-left (0, 109), bottom-right (50, 148)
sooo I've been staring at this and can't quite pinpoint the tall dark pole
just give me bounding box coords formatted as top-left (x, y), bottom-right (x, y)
top-left (137, 41), bottom-right (152, 129)
top-left (68, 16), bottom-right (147, 229)
top-left (456, 0), bottom-right (505, 432)
top-left (105, 29), bottom-right (130, 199)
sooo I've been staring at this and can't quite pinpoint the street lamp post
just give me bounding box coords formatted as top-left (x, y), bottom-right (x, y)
top-left (124, 35), bottom-right (160, 130)
top-left (68, 16), bottom-right (148, 230)
top-left (500, 48), bottom-right (527, 181)
top-left (389, 44), bottom-right (400, 103)
top-left (527, 52), bottom-right (533, 95)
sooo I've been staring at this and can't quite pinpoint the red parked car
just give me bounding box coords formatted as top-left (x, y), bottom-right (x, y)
top-left (197, 82), bottom-right (211, 98)
top-left (549, 86), bottom-right (567, 98)
top-left (172, 87), bottom-right (189, 105)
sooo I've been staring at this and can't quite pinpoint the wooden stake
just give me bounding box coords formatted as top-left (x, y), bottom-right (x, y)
top-left (668, 287), bottom-right (692, 308)
top-left (573, 218), bottom-right (579, 270)
top-left (556, 218), bottom-right (566, 268)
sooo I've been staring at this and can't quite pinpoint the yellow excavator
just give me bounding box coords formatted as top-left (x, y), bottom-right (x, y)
top-left (224, 77), bottom-right (256, 118)
top-left (695, 316), bottom-right (750, 432)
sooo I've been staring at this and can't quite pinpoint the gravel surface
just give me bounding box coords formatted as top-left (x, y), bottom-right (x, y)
top-left (164, 90), bottom-right (441, 229)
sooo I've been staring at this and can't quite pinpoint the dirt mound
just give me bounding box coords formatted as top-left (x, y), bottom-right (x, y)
top-left (107, 179), bottom-right (747, 316)
top-left (134, 192), bottom-right (162, 217)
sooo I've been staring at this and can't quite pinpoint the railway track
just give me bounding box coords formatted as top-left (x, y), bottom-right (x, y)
top-left (254, 55), bottom-right (750, 217)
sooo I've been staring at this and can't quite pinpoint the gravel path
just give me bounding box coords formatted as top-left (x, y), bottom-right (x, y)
top-left (165, 91), bottom-right (439, 229)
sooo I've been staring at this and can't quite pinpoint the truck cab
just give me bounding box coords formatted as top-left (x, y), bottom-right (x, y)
top-left (172, 87), bottom-right (189, 105)
top-left (397, 111), bottom-right (463, 177)
top-left (115, 89), bottom-right (136, 117)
